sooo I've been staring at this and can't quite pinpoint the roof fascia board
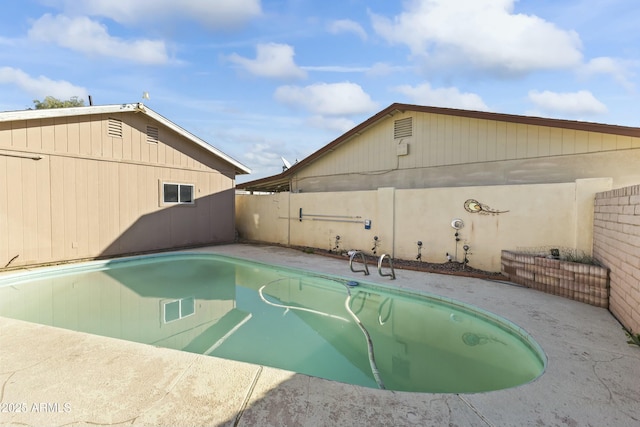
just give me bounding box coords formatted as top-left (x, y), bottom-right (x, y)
top-left (279, 104), bottom-right (402, 175)
top-left (394, 103), bottom-right (640, 138)
top-left (140, 106), bottom-right (250, 174)
top-left (0, 103), bottom-right (140, 122)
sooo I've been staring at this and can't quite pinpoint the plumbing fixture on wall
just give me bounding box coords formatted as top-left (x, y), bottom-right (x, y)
top-left (416, 241), bottom-right (423, 261)
top-left (371, 236), bottom-right (380, 255)
top-left (462, 244), bottom-right (470, 269)
top-left (299, 208), bottom-right (363, 223)
top-left (451, 218), bottom-right (464, 262)
top-left (451, 218), bottom-right (464, 230)
top-left (330, 235), bottom-right (340, 253)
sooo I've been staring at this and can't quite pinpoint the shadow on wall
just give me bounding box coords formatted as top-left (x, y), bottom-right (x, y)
top-left (99, 188), bottom-right (236, 259)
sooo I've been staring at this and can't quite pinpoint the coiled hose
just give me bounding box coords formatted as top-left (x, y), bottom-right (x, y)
top-left (342, 283), bottom-right (386, 389)
top-left (258, 277), bottom-right (386, 389)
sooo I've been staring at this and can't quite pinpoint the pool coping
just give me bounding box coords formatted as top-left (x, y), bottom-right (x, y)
top-left (1, 243), bottom-right (639, 426)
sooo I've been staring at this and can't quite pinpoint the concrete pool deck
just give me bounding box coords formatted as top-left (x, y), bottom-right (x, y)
top-left (0, 243), bottom-right (638, 426)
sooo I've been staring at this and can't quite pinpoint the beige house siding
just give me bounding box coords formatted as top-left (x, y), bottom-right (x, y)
top-left (593, 185), bottom-right (640, 334)
top-left (291, 111), bottom-right (640, 192)
top-left (1, 110), bottom-right (239, 268)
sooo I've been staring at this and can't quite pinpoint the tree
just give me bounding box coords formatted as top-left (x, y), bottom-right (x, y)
top-left (32, 96), bottom-right (85, 109)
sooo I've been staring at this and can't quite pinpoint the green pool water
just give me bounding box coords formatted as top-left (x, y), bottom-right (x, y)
top-left (0, 253), bottom-right (545, 393)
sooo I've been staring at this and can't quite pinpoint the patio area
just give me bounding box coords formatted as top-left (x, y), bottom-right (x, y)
top-left (1, 243), bottom-right (639, 426)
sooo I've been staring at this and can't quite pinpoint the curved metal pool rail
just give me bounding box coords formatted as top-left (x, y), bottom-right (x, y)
top-left (377, 254), bottom-right (396, 280)
top-left (349, 250), bottom-right (370, 275)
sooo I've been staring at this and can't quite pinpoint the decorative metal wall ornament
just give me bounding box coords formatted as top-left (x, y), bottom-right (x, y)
top-left (464, 199), bottom-right (509, 215)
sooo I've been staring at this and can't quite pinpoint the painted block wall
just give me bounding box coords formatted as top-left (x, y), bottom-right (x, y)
top-left (236, 178), bottom-right (612, 272)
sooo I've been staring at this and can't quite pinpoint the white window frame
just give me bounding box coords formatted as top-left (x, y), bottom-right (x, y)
top-left (163, 297), bottom-right (196, 324)
top-left (161, 182), bottom-right (195, 205)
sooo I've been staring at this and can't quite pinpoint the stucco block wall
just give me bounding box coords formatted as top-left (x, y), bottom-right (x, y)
top-left (593, 185), bottom-right (640, 333)
top-left (235, 192), bottom-right (290, 246)
top-left (236, 178), bottom-right (611, 272)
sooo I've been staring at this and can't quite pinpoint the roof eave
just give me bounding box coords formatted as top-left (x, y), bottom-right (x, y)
top-left (237, 172), bottom-right (290, 192)
top-left (141, 106), bottom-right (251, 175)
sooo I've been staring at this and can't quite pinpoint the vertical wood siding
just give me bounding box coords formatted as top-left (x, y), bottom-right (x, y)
top-left (0, 113), bottom-right (235, 268)
top-left (295, 111), bottom-right (640, 190)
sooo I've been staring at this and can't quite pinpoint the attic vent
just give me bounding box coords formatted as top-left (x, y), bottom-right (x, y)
top-left (394, 117), bottom-right (413, 139)
top-left (107, 118), bottom-right (122, 138)
top-left (146, 126), bottom-right (159, 144)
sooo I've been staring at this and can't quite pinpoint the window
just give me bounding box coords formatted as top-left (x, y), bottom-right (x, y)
top-left (163, 182), bottom-right (194, 204)
top-left (146, 126), bottom-right (159, 144)
top-left (163, 297), bottom-right (195, 323)
top-left (394, 117), bottom-right (413, 139)
top-left (107, 118), bottom-right (123, 138)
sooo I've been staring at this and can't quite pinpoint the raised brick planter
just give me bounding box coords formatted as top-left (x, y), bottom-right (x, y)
top-left (501, 250), bottom-right (609, 307)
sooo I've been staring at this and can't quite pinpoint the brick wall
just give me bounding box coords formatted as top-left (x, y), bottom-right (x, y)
top-left (501, 251), bottom-right (609, 307)
top-left (593, 185), bottom-right (640, 334)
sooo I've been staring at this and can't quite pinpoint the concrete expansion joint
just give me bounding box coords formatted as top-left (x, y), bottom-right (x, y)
top-left (122, 356), bottom-right (201, 426)
top-left (457, 394), bottom-right (494, 427)
top-left (0, 371), bottom-right (17, 402)
top-left (234, 365), bottom-right (263, 427)
top-left (0, 356), bottom-right (55, 401)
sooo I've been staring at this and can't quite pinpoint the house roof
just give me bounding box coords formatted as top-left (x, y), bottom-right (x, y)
top-left (238, 102), bottom-right (640, 192)
top-left (0, 103), bottom-right (251, 175)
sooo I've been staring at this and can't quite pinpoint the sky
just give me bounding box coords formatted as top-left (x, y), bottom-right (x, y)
top-left (1, 0), bottom-right (638, 182)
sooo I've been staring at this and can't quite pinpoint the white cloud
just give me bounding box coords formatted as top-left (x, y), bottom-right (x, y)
top-left (227, 43), bottom-right (307, 80)
top-left (327, 19), bottom-right (367, 40)
top-left (274, 82), bottom-right (378, 116)
top-left (243, 142), bottom-right (281, 167)
top-left (0, 67), bottom-right (88, 100)
top-left (240, 141), bottom-right (288, 180)
top-left (366, 62), bottom-right (401, 77)
top-left (306, 115), bottom-right (356, 133)
top-left (28, 14), bottom-right (169, 64)
top-left (528, 90), bottom-right (607, 116)
top-left (370, 0), bottom-right (582, 74)
top-left (394, 83), bottom-right (489, 111)
top-left (302, 63), bottom-right (412, 76)
top-left (302, 65), bottom-right (370, 73)
top-left (52, 0), bottom-right (261, 29)
top-left (581, 57), bottom-right (635, 91)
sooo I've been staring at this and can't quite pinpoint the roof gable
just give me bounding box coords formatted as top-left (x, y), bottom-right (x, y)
top-left (0, 103), bottom-right (250, 174)
top-left (238, 103), bottom-right (640, 192)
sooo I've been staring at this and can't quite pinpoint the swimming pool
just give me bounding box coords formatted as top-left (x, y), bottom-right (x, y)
top-left (0, 252), bottom-right (545, 393)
